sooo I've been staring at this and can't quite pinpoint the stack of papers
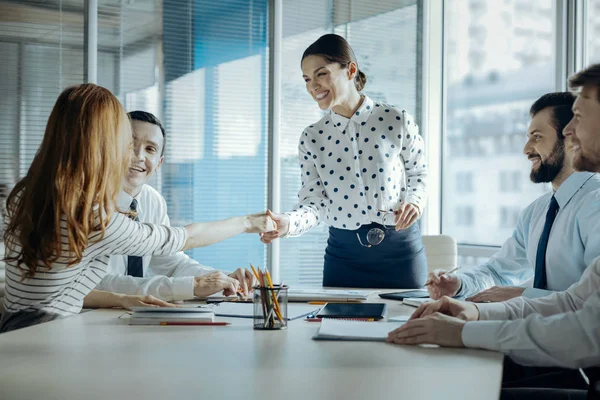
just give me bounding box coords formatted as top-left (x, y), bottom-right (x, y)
top-left (402, 298), bottom-right (432, 307)
top-left (287, 288), bottom-right (374, 302)
top-left (129, 307), bottom-right (215, 325)
top-left (313, 319), bottom-right (404, 341)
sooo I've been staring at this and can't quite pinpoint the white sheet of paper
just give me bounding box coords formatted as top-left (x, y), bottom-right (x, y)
top-left (387, 315), bottom-right (410, 322)
top-left (402, 298), bottom-right (432, 307)
top-left (314, 319), bottom-right (405, 341)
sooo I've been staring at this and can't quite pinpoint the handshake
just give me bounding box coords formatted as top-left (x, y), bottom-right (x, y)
top-left (244, 210), bottom-right (291, 244)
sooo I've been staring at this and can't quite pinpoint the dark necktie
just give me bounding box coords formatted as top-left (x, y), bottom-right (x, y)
top-left (126, 199), bottom-right (144, 278)
top-left (533, 196), bottom-right (559, 289)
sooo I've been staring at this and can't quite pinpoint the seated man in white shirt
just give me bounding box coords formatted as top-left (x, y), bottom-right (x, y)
top-left (427, 92), bottom-right (600, 303)
top-left (83, 111), bottom-right (256, 308)
top-left (387, 64), bottom-right (600, 399)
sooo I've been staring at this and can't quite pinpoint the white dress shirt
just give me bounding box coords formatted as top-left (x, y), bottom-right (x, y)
top-left (461, 255), bottom-right (600, 369)
top-left (457, 172), bottom-right (600, 298)
top-left (94, 185), bottom-right (214, 301)
top-left (286, 96), bottom-right (427, 236)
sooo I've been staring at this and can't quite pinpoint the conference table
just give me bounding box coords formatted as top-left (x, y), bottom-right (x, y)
top-left (0, 290), bottom-right (503, 400)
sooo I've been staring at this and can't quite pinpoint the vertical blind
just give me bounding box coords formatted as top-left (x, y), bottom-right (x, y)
top-left (101, 0), bottom-right (269, 270)
top-left (278, 0), bottom-right (422, 285)
top-left (0, 0), bottom-right (84, 188)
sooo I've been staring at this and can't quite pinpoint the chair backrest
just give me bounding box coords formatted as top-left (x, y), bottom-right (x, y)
top-left (421, 235), bottom-right (457, 274)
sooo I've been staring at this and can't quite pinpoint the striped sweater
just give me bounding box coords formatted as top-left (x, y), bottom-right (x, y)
top-left (2, 212), bottom-right (187, 316)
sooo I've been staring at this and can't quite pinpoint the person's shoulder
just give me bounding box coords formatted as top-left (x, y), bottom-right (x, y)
top-left (521, 190), bottom-right (553, 218)
top-left (582, 173), bottom-right (600, 191)
top-left (302, 113), bottom-right (332, 135)
top-left (574, 186), bottom-right (600, 217)
top-left (139, 185), bottom-right (168, 215)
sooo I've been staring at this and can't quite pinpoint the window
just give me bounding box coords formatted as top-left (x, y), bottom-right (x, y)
top-left (99, 0), bottom-right (269, 269)
top-left (278, 0), bottom-right (423, 285)
top-left (0, 1), bottom-right (84, 191)
top-left (443, 0), bottom-right (555, 246)
top-left (456, 172), bottom-right (474, 192)
top-left (586, 0), bottom-right (600, 64)
top-left (499, 171), bottom-right (522, 192)
top-left (456, 206), bottom-right (474, 227)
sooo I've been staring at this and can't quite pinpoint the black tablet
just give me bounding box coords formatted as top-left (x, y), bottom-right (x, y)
top-left (378, 290), bottom-right (430, 301)
top-left (316, 303), bottom-right (387, 320)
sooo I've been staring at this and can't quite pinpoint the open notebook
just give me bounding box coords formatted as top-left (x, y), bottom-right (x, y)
top-left (313, 319), bottom-right (405, 341)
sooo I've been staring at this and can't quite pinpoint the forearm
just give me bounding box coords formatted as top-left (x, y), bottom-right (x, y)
top-left (183, 216), bottom-right (248, 250)
top-left (464, 293), bottom-right (600, 369)
top-left (96, 273), bottom-right (194, 302)
top-left (83, 290), bottom-right (125, 309)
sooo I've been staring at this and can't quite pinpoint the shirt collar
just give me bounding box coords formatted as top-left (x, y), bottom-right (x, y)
top-left (116, 187), bottom-right (145, 214)
top-left (554, 171), bottom-right (596, 209)
top-left (329, 95), bottom-right (374, 132)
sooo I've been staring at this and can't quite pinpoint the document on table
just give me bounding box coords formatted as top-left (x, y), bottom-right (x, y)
top-left (313, 319), bottom-right (405, 341)
top-left (287, 288), bottom-right (375, 302)
top-left (213, 302), bottom-right (319, 320)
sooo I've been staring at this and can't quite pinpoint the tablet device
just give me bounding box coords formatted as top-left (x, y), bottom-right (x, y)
top-left (316, 303), bottom-right (387, 320)
top-left (378, 290), bottom-right (430, 301)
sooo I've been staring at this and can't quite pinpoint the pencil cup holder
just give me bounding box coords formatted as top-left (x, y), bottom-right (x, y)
top-left (253, 285), bottom-right (288, 330)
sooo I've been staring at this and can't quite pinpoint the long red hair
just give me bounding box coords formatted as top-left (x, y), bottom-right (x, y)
top-left (4, 83), bottom-right (131, 277)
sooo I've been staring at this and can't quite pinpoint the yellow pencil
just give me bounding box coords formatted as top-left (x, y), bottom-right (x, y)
top-left (265, 270), bottom-right (283, 321)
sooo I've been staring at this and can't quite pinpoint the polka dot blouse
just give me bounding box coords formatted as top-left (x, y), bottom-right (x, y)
top-left (286, 95), bottom-right (427, 236)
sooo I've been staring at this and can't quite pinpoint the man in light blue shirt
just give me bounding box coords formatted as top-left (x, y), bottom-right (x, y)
top-left (427, 92), bottom-right (600, 302)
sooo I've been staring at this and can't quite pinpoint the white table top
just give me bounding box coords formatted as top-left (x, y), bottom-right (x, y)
top-left (0, 292), bottom-right (503, 400)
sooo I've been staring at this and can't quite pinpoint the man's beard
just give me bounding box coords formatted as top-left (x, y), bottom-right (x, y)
top-left (572, 149), bottom-right (600, 173)
top-left (530, 140), bottom-right (565, 183)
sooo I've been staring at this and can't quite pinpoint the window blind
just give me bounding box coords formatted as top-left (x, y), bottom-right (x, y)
top-left (102, 0), bottom-right (269, 270)
top-left (0, 0), bottom-right (84, 188)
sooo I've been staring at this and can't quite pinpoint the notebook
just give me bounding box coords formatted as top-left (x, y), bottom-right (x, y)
top-left (287, 288), bottom-right (374, 302)
top-left (402, 298), bottom-right (432, 307)
top-left (313, 319), bottom-right (404, 341)
top-left (129, 309), bottom-right (215, 325)
top-left (316, 302), bottom-right (387, 320)
top-left (378, 290), bottom-right (430, 301)
top-left (387, 315), bottom-right (411, 322)
top-left (212, 302), bottom-right (319, 320)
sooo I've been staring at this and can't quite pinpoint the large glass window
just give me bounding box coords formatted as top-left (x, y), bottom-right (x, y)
top-left (586, 0), bottom-right (600, 64)
top-left (99, 0), bottom-right (269, 269)
top-left (279, 0), bottom-right (422, 285)
top-left (442, 0), bottom-right (556, 247)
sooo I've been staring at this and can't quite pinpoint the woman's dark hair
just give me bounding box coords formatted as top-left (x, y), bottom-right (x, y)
top-left (301, 34), bottom-right (367, 91)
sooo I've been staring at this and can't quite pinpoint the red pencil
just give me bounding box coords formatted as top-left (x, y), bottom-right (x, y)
top-left (159, 322), bottom-right (230, 326)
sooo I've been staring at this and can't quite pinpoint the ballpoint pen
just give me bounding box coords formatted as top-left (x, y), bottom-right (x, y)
top-left (424, 266), bottom-right (461, 286)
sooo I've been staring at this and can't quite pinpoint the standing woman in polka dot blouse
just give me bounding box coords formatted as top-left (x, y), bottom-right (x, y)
top-left (261, 34), bottom-right (428, 288)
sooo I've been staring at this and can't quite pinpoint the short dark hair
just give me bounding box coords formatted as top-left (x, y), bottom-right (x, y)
top-left (301, 34), bottom-right (367, 92)
top-left (529, 92), bottom-right (575, 140)
top-left (569, 63), bottom-right (600, 102)
top-left (127, 110), bottom-right (166, 156)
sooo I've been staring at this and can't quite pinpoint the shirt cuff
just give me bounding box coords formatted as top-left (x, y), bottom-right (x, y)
top-left (283, 211), bottom-right (303, 238)
top-left (475, 302), bottom-right (510, 320)
top-left (462, 320), bottom-right (505, 351)
top-left (171, 276), bottom-right (195, 301)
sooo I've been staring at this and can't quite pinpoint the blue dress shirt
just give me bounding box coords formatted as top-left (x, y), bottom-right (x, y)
top-left (457, 172), bottom-right (600, 298)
